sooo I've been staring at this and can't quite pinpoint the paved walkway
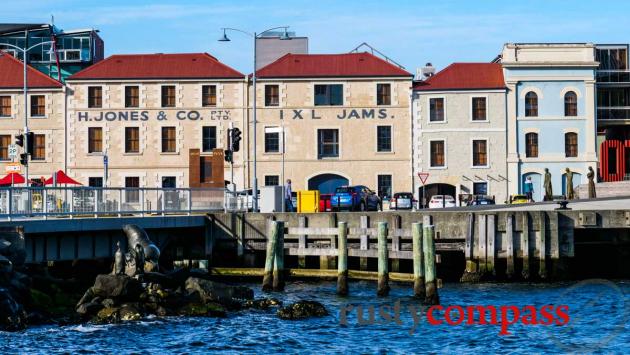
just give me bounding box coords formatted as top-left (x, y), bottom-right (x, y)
top-left (482, 197), bottom-right (630, 211)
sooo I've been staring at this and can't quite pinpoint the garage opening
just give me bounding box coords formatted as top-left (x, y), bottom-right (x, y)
top-left (418, 183), bottom-right (456, 208)
top-left (307, 173), bottom-right (349, 194)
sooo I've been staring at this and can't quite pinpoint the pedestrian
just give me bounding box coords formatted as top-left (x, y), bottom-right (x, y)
top-left (524, 177), bottom-right (534, 202)
top-left (284, 179), bottom-right (294, 212)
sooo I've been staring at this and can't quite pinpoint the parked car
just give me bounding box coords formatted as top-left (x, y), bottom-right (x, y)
top-left (331, 185), bottom-right (382, 211)
top-left (390, 192), bottom-right (414, 210)
top-left (467, 195), bottom-right (496, 206)
top-left (509, 194), bottom-right (529, 204)
top-left (428, 195), bottom-right (456, 209)
top-left (319, 193), bottom-right (333, 212)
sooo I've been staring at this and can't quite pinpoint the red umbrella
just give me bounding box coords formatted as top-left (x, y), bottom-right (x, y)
top-left (0, 172), bottom-right (26, 186)
top-left (44, 170), bottom-right (82, 185)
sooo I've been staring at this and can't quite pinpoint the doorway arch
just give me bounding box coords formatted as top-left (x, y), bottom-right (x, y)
top-left (307, 173), bottom-right (349, 194)
top-left (522, 172), bottom-right (542, 202)
top-left (418, 183), bottom-right (456, 208)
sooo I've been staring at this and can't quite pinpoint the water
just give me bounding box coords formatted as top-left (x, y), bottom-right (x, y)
top-left (1, 280), bottom-right (628, 354)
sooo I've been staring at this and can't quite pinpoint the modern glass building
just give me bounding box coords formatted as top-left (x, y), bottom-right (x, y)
top-left (0, 23), bottom-right (104, 82)
top-left (596, 44), bottom-right (630, 181)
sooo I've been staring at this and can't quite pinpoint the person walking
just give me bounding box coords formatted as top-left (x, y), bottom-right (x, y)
top-left (284, 179), bottom-right (294, 212)
top-left (524, 177), bottom-right (534, 202)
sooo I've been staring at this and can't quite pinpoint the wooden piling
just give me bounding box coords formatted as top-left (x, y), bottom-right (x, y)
top-left (298, 216), bottom-right (307, 268)
top-left (412, 222), bottom-right (425, 299)
top-left (337, 221), bottom-right (348, 296)
top-left (506, 213), bottom-right (515, 278)
top-left (262, 220), bottom-right (278, 292)
top-left (522, 213), bottom-right (530, 279)
top-left (377, 222), bottom-right (390, 297)
top-left (464, 213), bottom-right (476, 273)
top-left (487, 214), bottom-right (496, 276)
top-left (538, 212), bottom-right (547, 279)
top-left (391, 215), bottom-right (401, 272)
top-left (423, 224), bottom-right (439, 305)
top-left (359, 215), bottom-right (369, 271)
top-left (272, 221), bottom-right (285, 291)
top-left (478, 214), bottom-right (488, 274)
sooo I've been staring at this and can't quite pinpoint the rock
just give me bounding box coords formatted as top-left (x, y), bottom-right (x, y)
top-left (30, 289), bottom-right (53, 309)
top-left (95, 307), bottom-right (119, 323)
top-left (92, 274), bottom-right (143, 300)
top-left (76, 301), bottom-right (103, 316)
top-left (102, 298), bottom-right (115, 308)
top-left (244, 298), bottom-right (283, 310)
top-left (277, 301), bottom-right (328, 320)
top-left (0, 287), bottom-right (27, 331)
top-left (178, 302), bottom-right (227, 317)
top-left (184, 277), bottom-right (253, 309)
top-left (0, 255), bottom-right (12, 273)
top-left (119, 304), bottom-right (142, 321)
top-left (143, 272), bottom-right (177, 289)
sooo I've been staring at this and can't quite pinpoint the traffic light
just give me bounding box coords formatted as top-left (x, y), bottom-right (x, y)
top-left (231, 127), bottom-right (241, 152)
top-left (19, 153), bottom-right (28, 166)
top-left (25, 132), bottom-right (34, 155)
top-left (224, 149), bottom-right (233, 163)
top-left (15, 134), bottom-right (24, 147)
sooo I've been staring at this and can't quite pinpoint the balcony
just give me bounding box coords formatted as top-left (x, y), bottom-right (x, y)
top-left (598, 107), bottom-right (630, 120)
top-left (597, 70), bottom-right (630, 83)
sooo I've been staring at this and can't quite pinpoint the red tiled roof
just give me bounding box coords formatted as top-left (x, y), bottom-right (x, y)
top-left (413, 63), bottom-right (505, 91)
top-left (68, 53), bottom-right (244, 80)
top-left (0, 53), bottom-right (63, 88)
top-left (256, 52), bottom-right (412, 78)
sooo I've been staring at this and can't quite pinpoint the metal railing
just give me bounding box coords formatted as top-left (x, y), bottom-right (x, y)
top-left (0, 187), bottom-right (250, 220)
top-left (597, 107), bottom-right (630, 120)
top-left (596, 69), bottom-right (630, 83)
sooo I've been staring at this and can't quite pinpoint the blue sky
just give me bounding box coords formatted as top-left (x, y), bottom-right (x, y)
top-left (5, 0), bottom-right (630, 73)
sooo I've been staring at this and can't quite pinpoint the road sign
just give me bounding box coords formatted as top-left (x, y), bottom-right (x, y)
top-left (5, 162), bottom-right (21, 173)
top-left (8, 144), bottom-right (18, 158)
top-left (418, 172), bottom-right (429, 184)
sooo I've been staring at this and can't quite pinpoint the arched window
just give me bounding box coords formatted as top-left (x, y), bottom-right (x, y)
top-left (565, 132), bottom-right (578, 157)
top-left (525, 91), bottom-right (538, 117)
top-left (525, 132), bottom-right (538, 157)
top-left (564, 91), bottom-right (577, 116)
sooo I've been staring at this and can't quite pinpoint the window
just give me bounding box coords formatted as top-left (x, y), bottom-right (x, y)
top-left (88, 177), bottom-right (103, 187)
top-left (0, 96), bottom-right (11, 117)
top-left (88, 127), bottom-right (103, 153)
top-left (125, 86), bottom-right (139, 108)
top-left (314, 84), bottom-right (343, 106)
top-left (472, 97), bottom-right (487, 121)
top-left (265, 85), bottom-right (279, 106)
top-left (525, 133), bottom-right (538, 158)
top-left (0, 135), bottom-right (10, 161)
top-left (202, 85), bottom-right (216, 107)
top-left (88, 87), bottom-right (102, 108)
top-left (125, 127), bottom-right (139, 153)
top-left (472, 140), bottom-right (487, 167)
top-left (200, 157), bottom-right (213, 183)
top-left (377, 126), bottom-right (392, 152)
top-left (473, 182), bottom-right (488, 195)
top-left (31, 134), bottom-right (45, 160)
top-left (161, 127), bottom-right (176, 153)
top-left (565, 132), bottom-right (578, 158)
top-left (564, 91), bottom-right (577, 116)
top-left (161, 85), bottom-right (176, 107)
top-left (377, 174), bottom-right (392, 198)
top-left (317, 129), bottom-right (339, 158)
top-left (30, 95), bottom-right (45, 117)
top-left (265, 127), bottom-right (280, 153)
top-left (429, 98), bottom-right (445, 122)
top-left (125, 177), bottom-right (140, 203)
top-left (430, 140), bottom-right (445, 167)
top-left (161, 176), bottom-right (176, 188)
top-left (525, 92), bottom-right (538, 117)
top-left (265, 175), bottom-right (279, 186)
top-left (377, 84), bottom-right (391, 106)
top-left (202, 126), bottom-right (216, 152)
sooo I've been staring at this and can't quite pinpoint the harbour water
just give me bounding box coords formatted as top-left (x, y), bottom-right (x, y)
top-left (1, 280), bottom-right (628, 354)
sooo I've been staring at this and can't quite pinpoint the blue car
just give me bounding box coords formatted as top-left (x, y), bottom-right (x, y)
top-left (331, 185), bottom-right (382, 212)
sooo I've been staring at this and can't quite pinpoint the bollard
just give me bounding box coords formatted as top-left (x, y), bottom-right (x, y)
top-left (412, 222), bottom-right (425, 299)
top-left (337, 221), bottom-right (348, 296)
top-left (377, 222), bottom-right (390, 296)
top-left (423, 225), bottom-right (439, 305)
top-left (273, 221), bottom-right (285, 291)
top-left (261, 220), bottom-right (278, 292)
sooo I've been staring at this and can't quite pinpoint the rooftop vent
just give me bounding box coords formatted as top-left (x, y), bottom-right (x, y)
top-left (421, 63), bottom-right (435, 79)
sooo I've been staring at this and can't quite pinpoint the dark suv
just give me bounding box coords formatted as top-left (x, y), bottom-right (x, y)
top-left (331, 185), bottom-right (382, 211)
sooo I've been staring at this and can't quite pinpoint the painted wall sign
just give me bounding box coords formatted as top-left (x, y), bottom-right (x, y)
top-left (279, 108), bottom-right (394, 120)
top-left (77, 110), bottom-right (231, 122)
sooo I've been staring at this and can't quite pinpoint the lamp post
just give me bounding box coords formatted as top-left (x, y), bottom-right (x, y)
top-left (219, 26), bottom-right (292, 212)
top-left (0, 34), bottom-right (55, 185)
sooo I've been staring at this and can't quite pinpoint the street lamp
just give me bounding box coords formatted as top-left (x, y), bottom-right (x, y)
top-left (0, 36), bottom-right (55, 184)
top-left (219, 26), bottom-right (292, 212)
